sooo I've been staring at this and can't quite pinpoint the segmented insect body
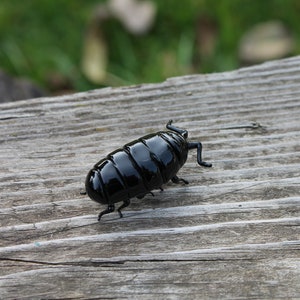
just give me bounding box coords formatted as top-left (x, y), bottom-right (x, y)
top-left (85, 120), bottom-right (211, 220)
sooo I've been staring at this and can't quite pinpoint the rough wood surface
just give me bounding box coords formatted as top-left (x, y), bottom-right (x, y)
top-left (0, 56), bottom-right (299, 299)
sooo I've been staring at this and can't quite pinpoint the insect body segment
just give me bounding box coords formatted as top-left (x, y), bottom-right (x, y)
top-left (85, 120), bottom-right (211, 221)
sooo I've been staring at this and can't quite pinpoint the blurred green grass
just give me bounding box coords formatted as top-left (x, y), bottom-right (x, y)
top-left (0, 0), bottom-right (299, 93)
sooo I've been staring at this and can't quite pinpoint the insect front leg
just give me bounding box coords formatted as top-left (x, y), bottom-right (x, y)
top-left (171, 175), bottom-right (189, 185)
top-left (166, 120), bottom-right (188, 138)
top-left (188, 142), bottom-right (212, 167)
top-left (98, 204), bottom-right (115, 221)
top-left (117, 199), bottom-right (130, 218)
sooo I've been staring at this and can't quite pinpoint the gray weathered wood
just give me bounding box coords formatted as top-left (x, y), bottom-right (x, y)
top-left (0, 56), bottom-right (300, 299)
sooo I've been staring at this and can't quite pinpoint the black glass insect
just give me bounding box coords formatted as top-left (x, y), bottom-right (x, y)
top-left (84, 120), bottom-right (212, 221)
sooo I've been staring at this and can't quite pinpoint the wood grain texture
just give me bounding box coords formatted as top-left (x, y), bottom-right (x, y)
top-left (0, 56), bottom-right (300, 299)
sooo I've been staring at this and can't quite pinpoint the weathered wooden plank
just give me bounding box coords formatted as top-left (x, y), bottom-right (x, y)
top-left (0, 56), bottom-right (300, 299)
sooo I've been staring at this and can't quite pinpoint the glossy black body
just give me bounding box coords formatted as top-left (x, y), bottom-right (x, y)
top-left (85, 121), bottom-right (211, 220)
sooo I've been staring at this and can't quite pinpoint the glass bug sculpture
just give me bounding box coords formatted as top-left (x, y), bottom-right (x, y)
top-left (84, 120), bottom-right (212, 221)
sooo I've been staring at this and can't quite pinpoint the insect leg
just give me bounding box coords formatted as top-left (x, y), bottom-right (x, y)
top-left (98, 204), bottom-right (115, 221)
top-left (172, 175), bottom-right (189, 185)
top-left (188, 142), bottom-right (212, 167)
top-left (166, 120), bottom-right (188, 138)
top-left (137, 191), bottom-right (154, 199)
top-left (117, 199), bottom-right (130, 218)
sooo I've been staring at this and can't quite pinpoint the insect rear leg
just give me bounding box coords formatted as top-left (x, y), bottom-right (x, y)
top-left (98, 204), bottom-right (115, 221)
top-left (171, 175), bottom-right (189, 185)
top-left (117, 199), bottom-right (130, 218)
top-left (188, 142), bottom-right (212, 167)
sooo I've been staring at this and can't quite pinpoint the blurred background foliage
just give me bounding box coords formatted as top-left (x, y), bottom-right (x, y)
top-left (0, 0), bottom-right (299, 97)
